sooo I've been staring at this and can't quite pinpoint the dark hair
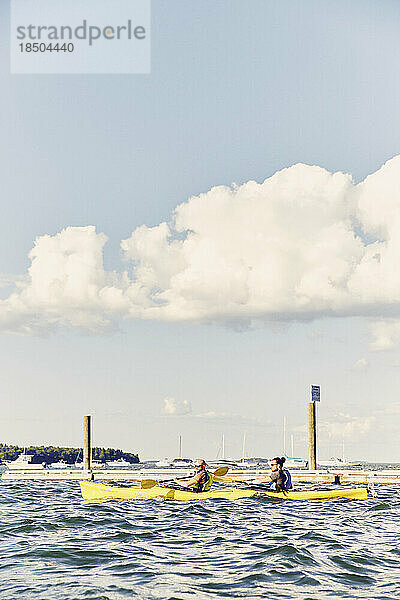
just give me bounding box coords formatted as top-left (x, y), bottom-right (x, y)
top-left (272, 456), bottom-right (286, 468)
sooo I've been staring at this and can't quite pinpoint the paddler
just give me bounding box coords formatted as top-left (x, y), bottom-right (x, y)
top-left (180, 459), bottom-right (213, 492)
top-left (252, 456), bottom-right (292, 492)
top-left (268, 456), bottom-right (292, 491)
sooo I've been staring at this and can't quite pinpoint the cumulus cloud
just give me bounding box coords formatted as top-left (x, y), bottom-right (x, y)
top-left (369, 320), bottom-right (400, 351)
top-left (3, 157), bottom-right (400, 340)
top-left (162, 397), bottom-right (192, 416)
top-left (194, 411), bottom-right (270, 426)
top-left (195, 411), bottom-right (234, 419)
top-left (320, 413), bottom-right (375, 439)
top-left (0, 226), bottom-right (128, 335)
top-left (352, 358), bottom-right (369, 371)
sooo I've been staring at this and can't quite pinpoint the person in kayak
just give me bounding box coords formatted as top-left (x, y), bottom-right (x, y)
top-left (250, 457), bottom-right (292, 492)
top-left (181, 459), bottom-right (213, 492)
top-left (268, 456), bottom-right (292, 491)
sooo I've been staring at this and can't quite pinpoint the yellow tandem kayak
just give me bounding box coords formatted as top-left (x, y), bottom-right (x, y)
top-left (80, 481), bottom-right (368, 502)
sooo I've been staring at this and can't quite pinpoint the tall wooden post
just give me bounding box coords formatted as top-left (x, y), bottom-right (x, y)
top-left (308, 402), bottom-right (316, 470)
top-left (83, 415), bottom-right (91, 471)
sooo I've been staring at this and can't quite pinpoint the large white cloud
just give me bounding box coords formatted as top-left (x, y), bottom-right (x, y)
top-left (0, 226), bottom-right (129, 335)
top-left (2, 156), bottom-right (400, 342)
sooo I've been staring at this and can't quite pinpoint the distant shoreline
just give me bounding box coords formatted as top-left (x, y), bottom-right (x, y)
top-left (0, 444), bottom-right (139, 465)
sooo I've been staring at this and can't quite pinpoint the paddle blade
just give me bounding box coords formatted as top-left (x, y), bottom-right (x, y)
top-left (213, 475), bottom-right (234, 483)
top-left (213, 466), bottom-right (229, 477)
top-left (141, 479), bottom-right (158, 489)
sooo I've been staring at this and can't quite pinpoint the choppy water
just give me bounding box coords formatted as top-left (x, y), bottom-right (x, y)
top-left (1, 479), bottom-right (400, 599)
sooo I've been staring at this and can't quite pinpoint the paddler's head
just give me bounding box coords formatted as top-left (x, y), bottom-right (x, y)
top-left (196, 459), bottom-right (207, 471)
top-left (271, 457), bottom-right (285, 471)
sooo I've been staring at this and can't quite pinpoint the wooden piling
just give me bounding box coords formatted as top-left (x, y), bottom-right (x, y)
top-left (83, 415), bottom-right (91, 471)
top-left (307, 402), bottom-right (316, 470)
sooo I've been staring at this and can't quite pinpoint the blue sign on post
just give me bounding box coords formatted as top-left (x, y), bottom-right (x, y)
top-left (311, 385), bottom-right (320, 402)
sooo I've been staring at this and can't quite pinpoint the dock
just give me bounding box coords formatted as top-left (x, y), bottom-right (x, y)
top-left (2, 412), bottom-right (398, 487)
top-left (2, 467), bottom-right (400, 485)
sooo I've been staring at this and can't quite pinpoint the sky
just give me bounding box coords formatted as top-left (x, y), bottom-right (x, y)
top-left (1, 0), bottom-right (400, 462)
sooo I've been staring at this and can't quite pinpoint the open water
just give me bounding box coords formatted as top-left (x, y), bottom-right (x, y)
top-left (1, 477), bottom-right (400, 600)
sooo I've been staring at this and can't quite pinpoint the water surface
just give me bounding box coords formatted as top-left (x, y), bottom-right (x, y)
top-left (1, 477), bottom-right (399, 599)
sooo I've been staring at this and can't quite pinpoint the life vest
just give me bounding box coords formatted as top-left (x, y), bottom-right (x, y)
top-left (192, 470), bottom-right (213, 492)
top-left (283, 469), bottom-right (292, 491)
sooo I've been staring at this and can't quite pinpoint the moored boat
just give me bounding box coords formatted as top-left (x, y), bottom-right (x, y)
top-left (5, 453), bottom-right (45, 470)
top-left (48, 460), bottom-right (72, 469)
top-left (206, 459), bottom-right (243, 468)
top-left (170, 458), bottom-right (194, 467)
top-left (318, 457), bottom-right (361, 468)
top-left (155, 458), bottom-right (173, 467)
top-left (155, 457), bottom-right (194, 468)
top-left (80, 481), bottom-right (368, 502)
top-left (106, 458), bottom-right (132, 468)
top-left (283, 456), bottom-right (309, 469)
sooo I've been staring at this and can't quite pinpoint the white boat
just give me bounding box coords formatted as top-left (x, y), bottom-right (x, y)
top-left (91, 460), bottom-right (107, 467)
top-left (319, 438), bottom-right (362, 468)
top-left (74, 449), bottom-right (106, 469)
top-left (48, 460), bottom-right (72, 469)
top-left (283, 456), bottom-right (308, 469)
top-left (317, 436), bottom-right (362, 468)
top-left (279, 418), bottom-right (308, 468)
top-left (155, 436), bottom-right (194, 468)
top-left (209, 435), bottom-right (261, 469)
top-left (318, 457), bottom-right (360, 468)
top-left (239, 457), bottom-right (260, 468)
top-left (5, 453), bottom-right (45, 470)
top-left (207, 435), bottom-right (242, 468)
top-left (171, 436), bottom-right (194, 467)
top-left (207, 458), bottom-right (243, 468)
top-left (155, 458), bottom-right (173, 467)
top-left (170, 458), bottom-right (194, 467)
top-left (106, 458), bottom-right (132, 467)
top-left (154, 457), bottom-right (194, 468)
top-left (74, 460), bottom-right (106, 468)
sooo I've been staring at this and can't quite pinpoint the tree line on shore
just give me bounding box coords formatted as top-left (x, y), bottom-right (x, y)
top-left (0, 444), bottom-right (139, 465)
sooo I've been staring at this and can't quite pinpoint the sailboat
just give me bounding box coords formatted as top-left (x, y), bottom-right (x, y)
top-left (171, 436), bottom-right (193, 467)
top-left (74, 449), bottom-right (106, 469)
top-left (318, 437), bottom-right (360, 467)
top-left (240, 432), bottom-right (259, 468)
top-left (207, 434), bottom-right (241, 468)
top-left (156, 436), bottom-right (194, 468)
top-left (282, 418), bottom-right (308, 469)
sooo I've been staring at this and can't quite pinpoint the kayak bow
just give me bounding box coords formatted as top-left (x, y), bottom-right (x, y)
top-left (80, 481), bottom-right (368, 502)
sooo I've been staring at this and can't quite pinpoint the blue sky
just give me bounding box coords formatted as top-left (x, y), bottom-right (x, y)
top-left (1, 0), bottom-right (400, 461)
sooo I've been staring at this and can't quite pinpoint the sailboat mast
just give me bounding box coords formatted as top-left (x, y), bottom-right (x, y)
top-left (291, 434), bottom-right (294, 458)
top-left (283, 416), bottom-right (287, 455)
top-left (179, 435), bottom-right (182, 459)
top-left (242, 432), bottom-right (246, 462)
top-left (222, 434), bottom-right (225, 460)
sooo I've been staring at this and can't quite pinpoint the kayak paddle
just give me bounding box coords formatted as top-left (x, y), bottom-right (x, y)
top-left (141, 465), bottom-right (229, 489)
